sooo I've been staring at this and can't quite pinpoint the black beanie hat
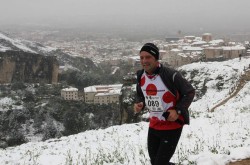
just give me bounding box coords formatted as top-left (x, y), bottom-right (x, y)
top-left (140, 43), bottom-right (159, 60)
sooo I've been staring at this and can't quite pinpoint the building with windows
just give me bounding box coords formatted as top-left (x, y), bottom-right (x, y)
top-left (84, 84), bottom-right (122, 105)
top-left (204, 46), bottom-right (246, 60)
top-left (202, 33), bottom-right (212, 42)
top-left (61, 87), bottom-right (79, 100)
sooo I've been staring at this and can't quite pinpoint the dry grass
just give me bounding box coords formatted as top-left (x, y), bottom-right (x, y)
top-left (229, 158), bottom-right (250, 165)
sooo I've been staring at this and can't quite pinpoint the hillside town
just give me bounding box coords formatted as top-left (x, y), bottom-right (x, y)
top-left (59, 33), bottom-right (250, 104)
top-left (1, 31), bottom-right (250, 105)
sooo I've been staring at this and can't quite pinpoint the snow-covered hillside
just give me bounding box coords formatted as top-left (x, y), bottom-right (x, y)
top-left (0, 57), bottom-right (250, 165)
top-left (0, 32), bottom-right (99, 73)
top-left (0, 32), bottom-right (56, 54)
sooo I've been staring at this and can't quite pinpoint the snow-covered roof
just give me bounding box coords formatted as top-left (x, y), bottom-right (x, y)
top-left (191, 41), bottom-right (207, 46)
top-left (171, 48), bottom-right (181, 52)
top-left (202, 33), bottom-right (212, 35)
top-left (61, 87), bottom-right (78, 92)
top-left (84, 86), bottom-right (97, 92)
top-left (222, 46), bottom-right (246, 50)
top-left (95, 90), bottom-right (120, 96)
top-left (177, 53), bottom-right (188, 58)
top-left (205, 47), bottom-right (223, 50)
top-left (109, 84), bottom-right (123, 88)
top-left (84, 84), bottom-right (122, 93)
top-left (184, 35), bottom-right (195, 38)
top-left (193, 37), bottom-right (202, 41)
top-left (209, 39), bottom-right (224, 44)
top-left (182, 46), bottom-right (203, 51)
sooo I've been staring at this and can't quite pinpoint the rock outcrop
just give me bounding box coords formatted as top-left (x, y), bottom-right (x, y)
top-left (0, 50), bottom-right (59, 84)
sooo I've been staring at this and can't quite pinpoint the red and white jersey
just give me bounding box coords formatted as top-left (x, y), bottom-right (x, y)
top-left (140, 71), bottom-right (183, 130)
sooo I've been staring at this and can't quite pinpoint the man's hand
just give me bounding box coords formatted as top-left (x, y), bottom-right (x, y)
top-left (167, 109), bottom-right (179, 121)
top-left (134, 102), bottom-right (143, 113)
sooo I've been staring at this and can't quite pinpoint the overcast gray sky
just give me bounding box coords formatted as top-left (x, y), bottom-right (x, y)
top-left (0, 0), bottom-right (249, 34)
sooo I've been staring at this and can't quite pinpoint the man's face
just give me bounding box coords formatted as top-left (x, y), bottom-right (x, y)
top-left (140, 51), bottom-right (158, 74)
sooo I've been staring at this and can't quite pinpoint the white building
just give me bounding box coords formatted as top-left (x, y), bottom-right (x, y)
top-left (84, 84), bottom-right (122, 105)
top-left (61, 87), bottom-right (79, 100)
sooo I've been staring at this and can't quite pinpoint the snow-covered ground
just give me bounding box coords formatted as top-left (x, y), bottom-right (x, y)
top-left (0, 97), bottom-right (23, 111)
top-left (0, 57), bottom-right (250, 165)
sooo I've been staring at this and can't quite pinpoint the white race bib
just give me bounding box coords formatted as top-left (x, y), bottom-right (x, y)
top-left (145, 95), bottom-right (164, 112)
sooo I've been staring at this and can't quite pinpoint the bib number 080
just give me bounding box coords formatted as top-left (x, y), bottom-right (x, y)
top-left (147, 100), bottom-right (159, 107)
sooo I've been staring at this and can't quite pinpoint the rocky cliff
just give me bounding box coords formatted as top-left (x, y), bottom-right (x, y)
top-left (0, 50), bottom-right (59, 84)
